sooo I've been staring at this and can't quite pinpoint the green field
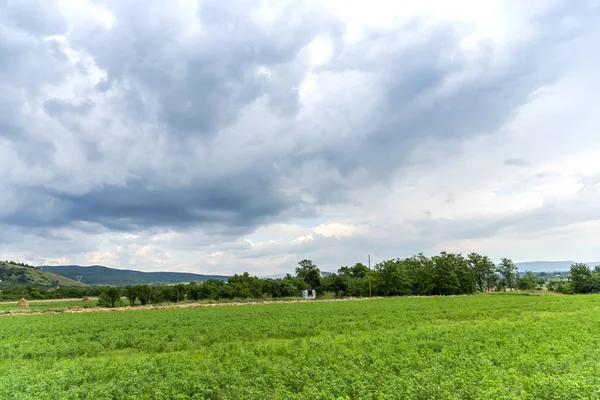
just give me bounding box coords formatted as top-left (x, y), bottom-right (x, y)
top-left (2, 295), bottom-right (600, 399)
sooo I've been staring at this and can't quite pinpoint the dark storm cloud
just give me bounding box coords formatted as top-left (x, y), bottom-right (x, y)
top-left (58, 179), bottom-right (292, 231)
top-left (2, 174), bottom-right (316, 234)
top-left (0, 0), bottom-right (598, 239)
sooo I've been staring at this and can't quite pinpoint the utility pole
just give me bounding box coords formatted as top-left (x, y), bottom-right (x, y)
top-left (368, 254), bottom-right (372, 297)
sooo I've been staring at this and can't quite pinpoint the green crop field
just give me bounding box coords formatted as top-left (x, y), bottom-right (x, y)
top-left (2, 294), bottom-right (600, 399)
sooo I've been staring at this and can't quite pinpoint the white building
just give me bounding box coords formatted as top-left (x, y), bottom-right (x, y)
top-left (302, 289), bottom-right (316, 300)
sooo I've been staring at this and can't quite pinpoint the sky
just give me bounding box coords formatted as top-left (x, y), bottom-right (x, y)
top-left (1, 0), bottom-right (600, 276)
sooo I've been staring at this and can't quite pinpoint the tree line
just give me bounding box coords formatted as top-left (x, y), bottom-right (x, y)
top-left (97, 252), bottom-right (542, 307)
top-left (0, 285), bottom-right (104, 301)
top-left (1, 252), bottom-right (555, 304)
top-left (0, 261), bottom-right (36, 268)
top-left (316, 253), bottom-right (540, 297)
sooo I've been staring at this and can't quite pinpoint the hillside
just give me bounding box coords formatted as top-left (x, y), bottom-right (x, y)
top-left (0, 262), bottom-right (85, 287)
top-left (42, 265), bottom-right (229, 286)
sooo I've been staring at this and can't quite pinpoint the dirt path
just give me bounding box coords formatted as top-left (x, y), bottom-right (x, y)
top-left (0, 298), bottom-right (98, 304)
top-left (0, 297), bottom-right (390, 317)
top-left (0, 297), bottom-right (388, 317)
top-left (3, 292), bottom-right (550, 317)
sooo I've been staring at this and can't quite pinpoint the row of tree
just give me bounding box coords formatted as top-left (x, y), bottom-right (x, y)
top-left (0, 285), bottom-right (104, 301)
top-left (97, 275), bottom-right (313, 307)
top-left (96, 253), bottom-right (543, 307)
top-left (0, 261), bottom-right (35, 268)
top-left (306, 253), bottom-right (538, 297)
top-left (2, 252), bottom-right (550, 304)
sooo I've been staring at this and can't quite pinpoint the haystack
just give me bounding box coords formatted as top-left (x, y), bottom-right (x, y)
top-left (82, 297), bottom-right (90, 302)
top-left (16, 298), bottom-right (29, 308)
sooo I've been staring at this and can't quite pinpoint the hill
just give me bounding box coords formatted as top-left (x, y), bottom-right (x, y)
top-left (0, 262), bottom-right (85, 287)
top-left (42, 265), bottom-right (229, 286)
top-left (516, 261), bottom-right (600, 272)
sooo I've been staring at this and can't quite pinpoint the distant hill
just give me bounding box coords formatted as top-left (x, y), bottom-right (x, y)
top-left (0, 262), bottom-right (85, 287)
top-left (516, 261), bottom-right (600, 272)
top-left (42, 265), bottom-right (229, 286)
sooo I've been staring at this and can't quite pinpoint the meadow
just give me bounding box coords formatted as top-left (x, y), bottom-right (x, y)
top-left (2, 294), bottom-right (600, 399)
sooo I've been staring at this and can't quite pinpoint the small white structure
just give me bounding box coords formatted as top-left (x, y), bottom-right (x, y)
top-left (302, 289), bottom-right (316, 300)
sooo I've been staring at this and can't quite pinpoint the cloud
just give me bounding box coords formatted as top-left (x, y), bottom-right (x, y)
top-left (1, 0), bottom-right (600, 273)
top-left (504, 158), bottom-right (530, 167)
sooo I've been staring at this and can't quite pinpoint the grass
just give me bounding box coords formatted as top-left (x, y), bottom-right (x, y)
top-left (1, 295), bottom-right (600, 399)
top-left (0, 263), bottom-right (85, 287)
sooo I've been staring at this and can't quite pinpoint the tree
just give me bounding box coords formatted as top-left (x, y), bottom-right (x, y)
top-left (570, 263), bottom-right (593, 293)
top-left (334, 263), bottom-right (373, 297)
top-left (199, 279), bottom-right (225, 299)
top-left (467, 253), bottom-right (496, 293)
top-left (228, 273), bottom-right (263, 298)
top-left (123, 285), bottom-right (138, 306)
top-left (453, 254), bottom-right (476, 294)
top-left (339, 263), bottom-right (370, 279)
top-left (187, 282), bottom-right (201, 301)
top-left (404, 253), bottom-right (435, 296)
top-left (517, 271), bottom-right (537, 290)
top-left (218, 283), bottom-right (234, 299)
top-left (295, 259), bottom-right (322, 290)
top-left (373, 259), bottom-right (411, 296)
top-left (161, 286), bottom-right (178, 302)
top-left (497, 258), bottom-right (518, 291)
top-left (97, 286), bottom-right (122, 308)
top-left (150, 286), bottom-right (167, 303)
top-left (137, 285), bottom-right (152, 305)
top-left (174, 283), bottom-right (186, 303)
top-left (486, 272), bottom-right (499, 292)
top-left (326, 273), bottom-right (349, 297)
top-left (431, 252), bottom-right (461, 295)
top-left (268, 278), bottom-right (300, 297)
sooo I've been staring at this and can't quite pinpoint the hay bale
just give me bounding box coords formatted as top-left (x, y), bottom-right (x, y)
top-left (82, 297), bottom-right (90, 302)
top-left (16, 298), bottom-right (29, 308)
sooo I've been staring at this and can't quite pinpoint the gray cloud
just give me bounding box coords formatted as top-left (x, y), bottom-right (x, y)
top-left (43, 98), bottom-right (95, 118)
top-left (70, 0), bottom-right (342, 136)
top-left (308, 19), bottom-right (576, 180)
top-left (410, 185), bottom-right (600, 243)
top-left (504, 158), bottom-right (530, 167)
top-left (3, 174), bottom-right (314, 235)
top-left (1, 0), bottom-right (66, 36)
top-left (1, 0), bottom-right (600, 270)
